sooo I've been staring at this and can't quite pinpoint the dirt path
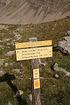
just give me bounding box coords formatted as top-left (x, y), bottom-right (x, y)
top-left (0, 0), bottom-right (70, 24)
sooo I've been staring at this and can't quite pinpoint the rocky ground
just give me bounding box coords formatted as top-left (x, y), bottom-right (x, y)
top-left (57, 31), bottom-right (70, 54)
top-left (0, 17), bottom-right (70, 105)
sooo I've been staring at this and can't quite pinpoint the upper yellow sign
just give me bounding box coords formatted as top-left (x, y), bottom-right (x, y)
top-left (15, 40), bottom-right (52, 49)
top-left (15, 40), bottom-right (53, 61)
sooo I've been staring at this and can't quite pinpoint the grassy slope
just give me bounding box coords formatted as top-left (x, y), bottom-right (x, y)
top-left (0, 16), bottom-right (70, 105)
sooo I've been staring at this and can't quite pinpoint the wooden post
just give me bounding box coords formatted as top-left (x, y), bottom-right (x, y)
top-left (29, 38), bottom-right (41, 105)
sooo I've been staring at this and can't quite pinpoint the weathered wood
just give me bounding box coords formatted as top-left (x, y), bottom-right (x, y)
top-left (31, 59), bottom-right (41, 105)
top-left (29, 38), bottom-right (41, 105)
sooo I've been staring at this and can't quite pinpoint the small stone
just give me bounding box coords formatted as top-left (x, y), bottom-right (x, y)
top-left (0, 59), bottom-right (5, 67)
top-left (6, 51), bottom-right (15, 56)
top-left (65, 72), bottom-right (70, 77)
top-left (13, 31), bottom-right (22, 41)
top-left (53, 63), bottom-right (59, 71)
top-left (0, 45), bottom-right (4, 48)
top-left (28, 94), bottom-right (32, 102)
top-left (0, 70), bottom-right (5, 76)
top-left (19, 90), bottom-right (23, 95)
top-left (39, 59), bottom-right (46, 66)
top-left (4, 63), bottom-right (9, 67)
top-left (54, 74), bottom-right (59, 78)
top-left (13, 69), bottom-right (20, 73)
top-left (52, 27), bottom-right (55, 31)
top-left (7, 42), bottom-right (11, 46)
top-left (16, 90), bottom-right (23, 96)
top-left (8, 102), bottom-right (12, 105)
top-left (9, 62), bottom-right (14, 66)
top-left (66, 31), bottom-right (70, 36)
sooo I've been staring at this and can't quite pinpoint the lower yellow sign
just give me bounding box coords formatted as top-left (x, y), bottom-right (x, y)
top-left (16, 46), bottom-right (52, 61)
top-left (34, 79), bottom-right (40, 89)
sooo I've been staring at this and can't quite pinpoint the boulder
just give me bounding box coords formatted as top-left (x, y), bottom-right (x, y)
top-left (53, 63), bottom-right (70, 77)
top-left (58, 35), bottom-right (70, 55)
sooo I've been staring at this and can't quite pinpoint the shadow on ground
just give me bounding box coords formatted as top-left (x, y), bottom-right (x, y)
top-left (0, 73), bottom-right (27, 105)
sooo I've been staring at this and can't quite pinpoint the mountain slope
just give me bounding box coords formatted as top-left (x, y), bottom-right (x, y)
top-left (0, 0), bottom-right (70, 24)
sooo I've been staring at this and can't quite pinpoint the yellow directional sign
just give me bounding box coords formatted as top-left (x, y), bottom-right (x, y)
top-left (34, 79), bottom-right (40, 89)
top-left (15, 40), bottom-right (52, 49)
top-left (16, 46), bottom-right (52, 61)
top-left (33, 69), bottom-right (40, 79)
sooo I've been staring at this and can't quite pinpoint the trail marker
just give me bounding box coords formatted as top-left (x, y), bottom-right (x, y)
top-left (15, 38), bottom-right (53, 105)
top-left (34, 79), bottom-right (40, 89)
top-left (33, 69), bottom-right (40, 79)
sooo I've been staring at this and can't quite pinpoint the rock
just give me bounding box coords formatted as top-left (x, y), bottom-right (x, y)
top-left (66, 31), bottom-right (70, 36)
top-left (52, 27), bottom-right (55, 31)
top-left (3, 38), bottom-right (10, 42)
top-left (0, 45), bottom-right (4, 48)
top-left (0, 40), bottom-right (2, 43)
top-left (13, 69), bottom-right (20, 73)
top-left (54, 74), bottom-right (59, 78)
top-left (4, 63), bottom-right (9, 67)
top-left (53, 63), bottom-right (70, 77)
top-left (0, 25), bottom-right (8, 30)
top-left (64, 36), bottom-right (70, 42)
top-left (16, 28), bottom-right (23, 32)
top-left (6, 42), bottom-right (11, 46)
top-left (11, 41), bottom-right (15, 46)
top-left (58, 35), bottom-right (70, 55)
top-left (39, 59), bottom-right (46, 66)
top-left (8, 102), bottom-right (12, 105)
top-left (5, 62), bottom-right (14, 67)
top-left (16, 90), bottom-right (23, 96)
top-left (53, 63), bottom-right (66, 72)
top-left (0, 59), bottom-right (5, 67)
top-left (9, 62), bottom-right (14, 66)
top-left (18, 90), bottom-right (23, 95)
top-left (13, 31), bottom-right (22, 41)
top-left (65, 72), bottom-right (70, 77)
top-left (28, 94), bottom-right (32, 102)
top-left (53, 63), bottom-right (59, 71)
top-left (6, 51), bottom-right (15, 56)
top-left (0, 70), bottom-right (5, 76)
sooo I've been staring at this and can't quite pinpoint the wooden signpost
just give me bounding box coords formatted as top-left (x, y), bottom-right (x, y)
top-left (15, 38), bottom-right (52, 105)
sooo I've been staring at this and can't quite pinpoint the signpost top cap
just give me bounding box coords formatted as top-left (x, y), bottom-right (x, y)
top-left (29, 37), bottom-right (37, 41)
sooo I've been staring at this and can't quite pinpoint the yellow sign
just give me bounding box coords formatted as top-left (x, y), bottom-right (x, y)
top-left (34, 79), bottom-right (40, 89)
top-left (15, 40), bottom-right (52, 49)
top-left (16, 46), bottom-right (52, 61)
top-left (33, 69), bottom-right (39, 79)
